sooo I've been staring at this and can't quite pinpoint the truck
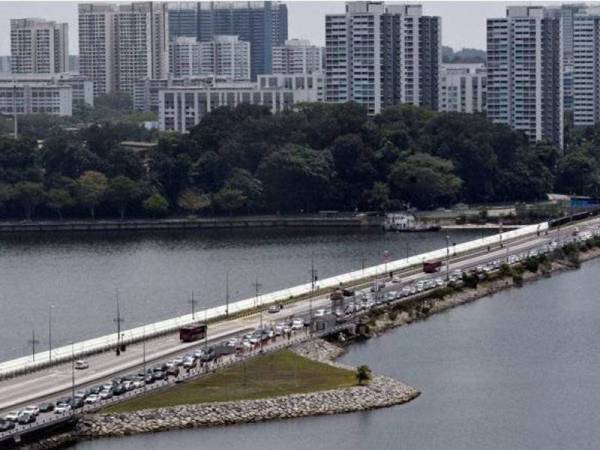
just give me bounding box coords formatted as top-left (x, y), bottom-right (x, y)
top-left (179, 324), bottom-right (207, 342)
top-left (423, 260), bottom-right (442, 273)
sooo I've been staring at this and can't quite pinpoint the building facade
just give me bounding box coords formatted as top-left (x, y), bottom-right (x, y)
top-left (272, 39), bottom-right (322, 74)
top-left (555, 4), bottom-right (586, 111)
top-left (168, 2), bottom-right (198, 41)
top-left (197, 1), bottom-right (288, 79)
top-left (573, 7), bottom-right (600, 127)
top-left (79, 2), bottom-right (169, 96)
top-left (487, 6), bottom-right (563, 149)
top-left (10, 18), bottom-right (68, 74)
top-left (78, 3), bottom-right (116, 96)
top-left (0, 56), bottom-right (11, 73)
top-left (325, 2), bottom-right (441, 115)
top-left (0, 83), bottom-right (72, 116)
top-left (169, 37), bottom-right (201, 78)
top-left (0, 73), bottom-right (94, 108)
top-left (159, 72), bottom-right (323, 132)
top-left (439, 63), bottom-right (486, 113)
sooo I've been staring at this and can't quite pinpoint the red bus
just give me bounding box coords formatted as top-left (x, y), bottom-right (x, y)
top-left (423, 260), bottom-right (442, 273)
top-left (179, 324), bottom-right (207, 342)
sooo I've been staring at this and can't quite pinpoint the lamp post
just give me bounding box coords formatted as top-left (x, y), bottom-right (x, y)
top-left (225, 271), bottom-right (230, 317)
top-left (48, 304), bottom-right (54, 363)
top-left (113, 292), bottom-right (124, 356)
top-left (71, 342), bottom-right (75, 402)
top-left (309, 253), bottom-right (318, 327)
top-left (445, 234), bottom-right (451, 281)
top-left (142, 327), bottom-right (146, 391)
top-left (188, 291), bottom-right (197, 321)
top-left (252, 277), bottom-right (263, 353)
top-left (28, 329), bottom-right (39, 361)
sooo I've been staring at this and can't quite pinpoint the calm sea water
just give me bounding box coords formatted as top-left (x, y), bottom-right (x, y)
top-left (69, 257), bottom-right (600, 450)
top-left (0, 228), bottom-right (489, 361)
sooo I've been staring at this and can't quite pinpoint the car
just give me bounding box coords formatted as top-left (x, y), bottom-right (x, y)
top-left (54, 404), bottom-right (71, 414)
top-left (3, 411), bottom-right (21, 422)
top-left (183, 358), bottom-right (195, 369)
top-left (38, 402), bottom-right (54, 413)
top-left (0, 420), bottom-right (15, 432)
top-left (291, 319), bottom-right (304, 330)
top-left (167, 366), bottom-right (180, 377)
top-left (71, 398), bottom-right (84, 409)
top-left (112, 384), bottom-right (127, 396)
top-left (268, 305), bottom-right (280, 314)
top-left (84, 394), bottom-right (100, 404)
top-left (172, 357), bottom-right (184, 367)
top-left (17, 413), bottom-right (36, 425)
top-left (200, 347), bottom-right (216, 362)
top-left (99, 390), bottom-right (113, 400)
top-left (74, 360), bottom-right (89, 370)
top-left (314, 309), bottom-right (326, 317)
top-left (21, 405), bottom-right (39, 417)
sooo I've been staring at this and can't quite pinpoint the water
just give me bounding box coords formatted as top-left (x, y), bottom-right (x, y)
top-left (69, 256), bottom-right (600, 450)
top-left (0, 228), bottom-right (489, 361)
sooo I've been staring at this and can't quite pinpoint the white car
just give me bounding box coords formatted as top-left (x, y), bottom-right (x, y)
top-left (291, 319), bottom-right (304, 330)
top-left (21, 405), bottom-right (39, 417)
top-left (74, 360), bottom-right (89, 370)
top-left (313, 309), bottom-right (326, 317)
top-left (99, 390), bottom-right (113, 400)
top-left (4, 411), bottom-right (21, 422)
top-left (84, 394), bottom-right (100, 404)
top-left (54, 404), bottom-right (72, 414)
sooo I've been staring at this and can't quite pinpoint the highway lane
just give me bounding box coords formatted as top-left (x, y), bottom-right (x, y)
top-left (0, 217), bottom-right (597, 419)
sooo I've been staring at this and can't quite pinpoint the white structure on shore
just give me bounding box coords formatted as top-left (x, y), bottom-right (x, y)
top-left (159, 72), bottom-right (324, 132)
top-left (10, 18), bottom-right (69, 74)
top-left (439, 63), bottom-right (487, 113)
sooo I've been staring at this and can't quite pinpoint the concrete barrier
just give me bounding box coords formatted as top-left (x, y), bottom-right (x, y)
top-left (0, 222), bottom-right (549, 378)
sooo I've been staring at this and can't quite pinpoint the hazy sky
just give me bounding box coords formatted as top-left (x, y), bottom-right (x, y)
top-left (0, 1), bottom-right (574, 55)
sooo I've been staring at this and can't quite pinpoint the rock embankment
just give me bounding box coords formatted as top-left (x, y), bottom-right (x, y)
top-left (77, 373), bottom-right (419, 438)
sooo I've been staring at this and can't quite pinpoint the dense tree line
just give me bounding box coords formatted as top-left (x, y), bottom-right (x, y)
top-left (0, 102), bottom-right (597, 220)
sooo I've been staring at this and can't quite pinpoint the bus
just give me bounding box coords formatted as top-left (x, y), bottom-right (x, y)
top-left (423, 260), bottom-right (442, 274)
top-left (179, 324), bottom-right (207, 342)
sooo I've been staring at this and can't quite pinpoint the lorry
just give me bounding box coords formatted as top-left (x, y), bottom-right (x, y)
top-left (423, 260), bottom-right (442, 273)
top-left (179, 324), bottom-right (207, 342)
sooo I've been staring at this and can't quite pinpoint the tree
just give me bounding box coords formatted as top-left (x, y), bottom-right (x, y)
top-left (76, 170), bottom-right (108, 219)
top-left (177, 189), bottom-right (211, 215)
top-left (107, 176), bottom-right (142, 219)
top-left (12, 181), bottom-right (46, 220)
top-left (356, 365), bottom-right (372, 386)
top-left (143, 193), bottom-right (169, 217)
top-left (47, 188), bottom-right (75, 220)
top-left (224, 168), bottom-right (264, 210)
top-left (213, 187), bottom-right (247, 215)
top-left (389, 153), bottom-right (463, 209)
top-left (363, 182), bottom-right (390, 211)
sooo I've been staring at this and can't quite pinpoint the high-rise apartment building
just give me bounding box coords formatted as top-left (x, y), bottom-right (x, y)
top-left (169, 35), bottom-right (251, 81)
top-left (10, 18), bottom-right (68, 74)
top-left (573, 7), bottom-right (600, 127)
top-left (272, 39), bottom-right (322, 74)
top-left (78, 4), bottom-right (116, 96)
top-left (168, 3), bottom-right (198, 41)
top-left (557, 4), bottom-right (586, 111)
top-left (197, 2), bottom-right (288, 79)
top-left (439, 63), bottom-right (486, 113)
top-left (79, 2), bottom-right (169, 96)
top-left (487, 6), bottom-right (563, 149)
top-left (325, 2), bottom-right (441, 115)
top-left (0, 56), bottom-right (11, 73)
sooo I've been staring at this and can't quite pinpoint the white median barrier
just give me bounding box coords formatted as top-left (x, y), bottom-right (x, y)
top-left (0, 221), bottom-right (549, 379)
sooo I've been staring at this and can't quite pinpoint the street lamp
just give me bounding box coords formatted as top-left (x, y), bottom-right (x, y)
top-left (48, 304), bottom-right (54, 363)
top-left (188, 291), bottom-right (197, 321)
top-left (28, 329), bottom-right (39, 362)
top-left (445, 234), bottom-right (451, 281)
top-left (113, 292), bottom-right (124, 356)
top-left (252, 277), bottom-right (263, 353)
top-left (309, 253), bottom-right (318, 327)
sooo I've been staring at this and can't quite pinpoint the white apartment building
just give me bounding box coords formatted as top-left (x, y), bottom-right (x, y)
top-left (169, 35), bottom-right (251, 81)
top-left (10, 18), bottom-right (68, 74)
top-left (78, 4), bottom-right (116, 97)
top-left (487, 6), bottom-right (563, 149)
top-left (0, 73), bottom-right (94, 108)
top-left (439, 63), bottom-right (486, 113)
top-left (325, 2), bottom-right (441, 115)
top-left (272, 39), bottom-right (322, 74)
top-left (159, 72), bottom-right (324, 132)
top-left (573, 7), bottom-right (600, 127)
top-left (0, 83), bottom-right (72, 116)
top-left (79, 2), bottom-right (169, 96)
top-left (0, 56), bottom-right (11, 73)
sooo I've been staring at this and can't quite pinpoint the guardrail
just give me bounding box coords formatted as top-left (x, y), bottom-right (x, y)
top-left (0, 221), bottom-right (549, 379)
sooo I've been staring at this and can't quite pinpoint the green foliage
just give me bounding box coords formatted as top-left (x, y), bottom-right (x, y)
top-left (47, 188), bottom-right (75, 219)
top-left (213, 187), bottom-right (247, 215)
top-left (76, 171), bottom-right (108, 219)
top-left (177, 189), bottom-right (211, 215)
top-left (462, 272), bottom-right (479, 289)
top-left (143, 192), bottom-right (169, 217)
top-left (12, 181), bottom-right (46, 220)
top-left (512, 273), bottom-right (524, 287)
top-left (523, 257), bottom-right (540, 273)
top-left (108, 176), bottom-right (143, 219)
top-left (499, 263), bottom-right (513, 277)
top-left (356, 365), bottom-right (372, 386)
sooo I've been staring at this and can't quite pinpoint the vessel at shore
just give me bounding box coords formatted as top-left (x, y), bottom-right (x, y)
top-left (383, 213), bottom-right (441, 232)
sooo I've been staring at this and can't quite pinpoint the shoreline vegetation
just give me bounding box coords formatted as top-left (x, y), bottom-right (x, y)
top-left (25, 232), bottom-right (600, 450)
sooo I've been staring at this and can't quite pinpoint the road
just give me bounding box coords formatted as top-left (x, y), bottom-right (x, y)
top-left (0, 216), bottom-right (598, 437)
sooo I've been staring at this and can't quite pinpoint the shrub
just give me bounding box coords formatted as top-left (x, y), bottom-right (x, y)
top-left (523, 257), bottom-right (539, 273)
top-left (512, 273), bottom-right (524, 287)
top-left (356, 365), bottom-right (372, 386)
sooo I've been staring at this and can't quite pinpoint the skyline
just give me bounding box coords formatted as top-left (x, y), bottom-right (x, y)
top-left (0, 1), bottom-right (573, 55)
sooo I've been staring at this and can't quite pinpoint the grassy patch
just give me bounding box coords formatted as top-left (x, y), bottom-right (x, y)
top-left (103, 350), bottom-right (356, 413)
